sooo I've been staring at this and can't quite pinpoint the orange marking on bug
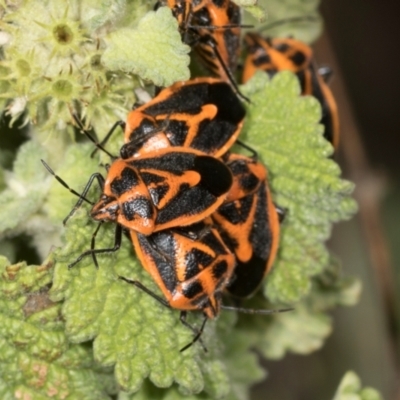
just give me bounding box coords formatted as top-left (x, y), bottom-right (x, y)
top-left (265, 184), bottom-right (280, 275)
top-left (213, 194), bottom-right (258, 263)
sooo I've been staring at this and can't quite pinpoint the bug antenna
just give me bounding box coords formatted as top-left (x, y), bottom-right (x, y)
top-left (72, 114), bottom-right (117, 159)
top-left (188, 23), bottom-right (254, 31)
top-left (180, 314), bottom-right (208, 352)
top-left (257, 15), bottom-right (319, 35)
top-left (41, 159), bottom-right (94, 206)
top-left (221, 304), bottom-right (293, 315)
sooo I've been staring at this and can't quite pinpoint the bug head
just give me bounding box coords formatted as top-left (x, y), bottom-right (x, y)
top-left (90, 159), bottom-right (156, 235)
top-left (91, 193), bottom-right (119, 223)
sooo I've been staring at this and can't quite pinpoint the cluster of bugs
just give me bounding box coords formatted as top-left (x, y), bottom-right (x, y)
top-left (44, 0), bottom-right (339, 351)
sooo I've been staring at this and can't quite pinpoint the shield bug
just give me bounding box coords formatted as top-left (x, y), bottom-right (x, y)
top-left (125, 218), bottom-right (235, 319)
top-left (123, 215), bottom-right (288, 351)
top-left (156, 0), bottom-right (248, 99)
top-left (242, 32), bottom-right (339, 148)
top-left (121, 77), bottom-right (246, 158)
top-left (70, 147), bottom-right (233, 236)
top-left (189, 0), bottom-right (242, 85)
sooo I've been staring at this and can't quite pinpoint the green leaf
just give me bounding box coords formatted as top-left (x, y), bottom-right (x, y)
top-left (332, 371), bottom-right (383, 400)
top-left (0, 141), bottom-right (48, 237)
top-left (102, 7), bottom-right (190, 86)
top-left (242, 5), bottom-right (266, 21)
top-left (0, 255), bottom-right (115, 399)
top-left (79, 0), bottom-right (130, 32)
top-left (234, 0), bottom-right (267, 22)
top-left (240, 72), bottom-right (357, 304)
top-left (243, 0), bottom-right (322, 43)
top-left (50, 205), bottom-right (264, 397)
top-left (256, 305), bottom-right (332, 359)
top-left (310, 257), bottom-right (362, 309)
top-left (45, 144), bottom-right (265, 398)
top-left (44, 143), bottom-right (101, 224)
top-left (220, 323), bottom-right (266, 400)
top-left (244, 256), bottom-right (361, 359)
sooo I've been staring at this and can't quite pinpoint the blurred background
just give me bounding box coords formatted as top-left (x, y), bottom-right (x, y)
top-left (253, 0), bottom-right (400, 398)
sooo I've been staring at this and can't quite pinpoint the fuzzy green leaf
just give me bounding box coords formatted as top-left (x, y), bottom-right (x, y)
top-left (257, 306), bottom-right (332, 359)
top-left (233, 255), bottom-right (360, 359)
top-left (234, 0), bottom-right (266, 21)
top-left (244, 0), bottom-right (322, 43)
top-left (240, 72), bottom-right (357, 305)
top-left (44, 144), bottom-right (101, 225)
top-left (102, 7), bottom-right (190, 86)
top-left (0, 255), bottom-right (115, 399)
top-left (118, 313), bottom-right (264, 400)
top-left (45, 143), bottom-right (266, 398)
top-left (0, 141), bottom-right (48, 237)
top-left (310, 257), bottom-right (362, 309)
top-left (79, 0), bottom-right (131, 32)
top-left (332, 371), bottom-right (383, 400)
top-left (242, 6), bottom-right (266, 21)
top-left (50, 206), bottom-right (264, 397)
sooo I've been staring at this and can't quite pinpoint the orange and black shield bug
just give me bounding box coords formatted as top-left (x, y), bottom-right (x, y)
top-left (156, 1), bottom-right (246, 99)
top-left (156, 0), bottom-right (206, 29)
top-left (91, 147), bottom-right (233, 235)
top-left (212, 153), bottom-right (281, 298)
top-left (126, 218), bottom-right (235, 319)
top-left (242, 35), bottom-right (313, 82)
top-left (122, 78), bottom-right (246, 158)
top-left (190, 0), bottom-right (241, 84)
top-left (242, 32), bottom-right (339, 148)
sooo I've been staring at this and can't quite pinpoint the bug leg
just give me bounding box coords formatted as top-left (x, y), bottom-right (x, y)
top-left (179, 312), bottom-right (208, 353)
top-left (68, 224), bottom-right (122, 269)
top-left (89, 119), bottom-right (126, 158)
top-left (72, 114), bottom-right (118, 159)
top-left (121, 272), bottom-right (209, 353)
top-left (198, 34), bottom-right (251, 103)
top-left (119, 276), bottom-right (171, 308)
top-left (90, 222), bottom-right (103, 268)
top-left (63, 172), bottom-right (105, 226)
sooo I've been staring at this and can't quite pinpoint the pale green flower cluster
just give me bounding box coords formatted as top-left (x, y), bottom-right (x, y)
top-left (0, 0), bottom-right (187, 136)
